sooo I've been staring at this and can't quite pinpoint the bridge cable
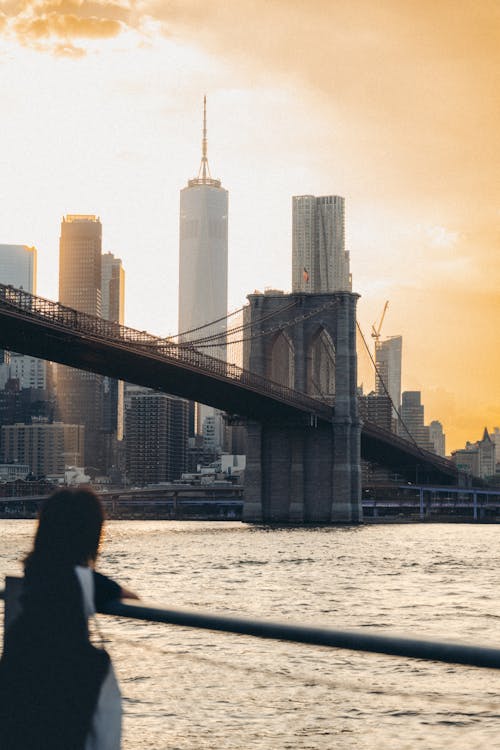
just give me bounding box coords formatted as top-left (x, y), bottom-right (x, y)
top-left (177, 300), bottom-right (300, 347)
top-left (356, 322), bottom-right (424, 454)
top-left (185, 298), bottom-right (342, 350)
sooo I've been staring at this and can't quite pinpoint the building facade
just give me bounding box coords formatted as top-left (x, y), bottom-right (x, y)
top-left (429, 420), bottom-right (446, 457)
top-left (101, 252), bottom-right (125, 447)
top-left (358, 391), bottom-right (392, 432)
top-left (399, 391), bottom-right (434, 451)
top-left (375, 335), bottom-right (402, 428)
top-left (0, 244), bottom-right (37, 292)
top-left (1, 421), bottom-right (84, 478)
top-left (0, 244), bottom-right (44, 375)
top-left (125, 387), bottom-right (189, 485)
top-left (57, 215), bottom-right (103, 470)
top-left (292, 195), bottom-right (351, 294)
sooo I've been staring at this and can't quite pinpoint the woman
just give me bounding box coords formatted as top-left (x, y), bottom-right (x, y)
top-left (0, 487), bottom-right (138, 750)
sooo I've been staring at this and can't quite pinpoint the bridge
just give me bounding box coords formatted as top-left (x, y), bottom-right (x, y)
top-left (0, 283), bottom-right (462, 522)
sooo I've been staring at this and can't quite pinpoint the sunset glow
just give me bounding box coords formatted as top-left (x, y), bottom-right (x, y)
top-left (0, 0), bottom-right (498, 451)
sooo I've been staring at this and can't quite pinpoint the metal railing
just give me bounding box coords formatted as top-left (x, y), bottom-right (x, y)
top-left (2, 581), bottom-right (500, 670)
top-left (0, 283), bottom-right (332, 420)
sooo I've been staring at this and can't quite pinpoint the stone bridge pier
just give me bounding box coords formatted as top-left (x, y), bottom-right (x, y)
top-left (242, 291), bottom-right (362, 524)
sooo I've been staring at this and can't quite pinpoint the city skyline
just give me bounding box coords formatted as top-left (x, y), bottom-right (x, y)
top-left (0, 2), bottom-right (498, 452)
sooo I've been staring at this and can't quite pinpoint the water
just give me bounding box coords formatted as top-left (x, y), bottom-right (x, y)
top-left (2, 520), bottom-right (500, 749)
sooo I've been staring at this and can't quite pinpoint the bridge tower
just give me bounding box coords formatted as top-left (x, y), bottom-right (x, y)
top-left (242, 290), bottom-right (361, 524)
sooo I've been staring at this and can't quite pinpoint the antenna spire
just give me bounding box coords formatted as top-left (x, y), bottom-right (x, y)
top-left (188, 96), bottom-right (221, 187)
top-left (198, 95), bottom-right (211, 181)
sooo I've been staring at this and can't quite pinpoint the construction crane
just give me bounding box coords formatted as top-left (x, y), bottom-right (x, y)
top-left (371, 300), bottom-right (389, 344)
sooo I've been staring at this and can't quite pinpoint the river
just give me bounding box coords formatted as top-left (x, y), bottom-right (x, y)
top-left (1, 520), bottom-right (500, 749)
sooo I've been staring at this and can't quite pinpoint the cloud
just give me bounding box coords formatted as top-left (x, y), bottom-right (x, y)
top-left (0, 0), bottom-right (134, 52)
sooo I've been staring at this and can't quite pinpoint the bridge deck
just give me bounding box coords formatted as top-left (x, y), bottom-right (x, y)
top-left (0, 283), bottom-right (460, 483)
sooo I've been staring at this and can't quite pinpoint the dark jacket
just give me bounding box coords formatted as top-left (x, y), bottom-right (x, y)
top-left (0, 565), bottom-right (121, 750)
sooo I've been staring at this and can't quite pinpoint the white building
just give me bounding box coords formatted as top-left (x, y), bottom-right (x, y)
top-left (178, 97), bottom-right (228, 432)
top-left (292, 195), bottom-right (351, 293)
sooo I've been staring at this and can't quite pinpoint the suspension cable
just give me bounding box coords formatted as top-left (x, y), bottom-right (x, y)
top-left (356, 323), bottom-right (423, 452)
top-left (178, 300), bottom-right (300, 347)
top-left (188, 298), bottom-right (342, 349)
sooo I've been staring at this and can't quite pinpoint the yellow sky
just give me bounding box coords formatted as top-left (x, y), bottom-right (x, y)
top-left (0, 0), bottom-right (498, 452)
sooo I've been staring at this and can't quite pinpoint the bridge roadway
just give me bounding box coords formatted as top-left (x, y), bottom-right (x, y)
top-left (0, 283), bottom-right (460, 484)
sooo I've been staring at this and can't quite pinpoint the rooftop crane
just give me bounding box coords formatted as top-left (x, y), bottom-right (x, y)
top-left (371, 300), bottom-right (389, 344)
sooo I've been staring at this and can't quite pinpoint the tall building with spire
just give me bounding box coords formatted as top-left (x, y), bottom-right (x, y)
top-left (179, 97), bottom-right (228, 434)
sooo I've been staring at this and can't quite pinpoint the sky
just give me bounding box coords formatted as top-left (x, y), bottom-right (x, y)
top-left (0, 0), bottom-right (498, 452)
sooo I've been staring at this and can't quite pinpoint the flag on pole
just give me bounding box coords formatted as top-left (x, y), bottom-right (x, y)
top-left (303, 267), bottom-right (309, 283)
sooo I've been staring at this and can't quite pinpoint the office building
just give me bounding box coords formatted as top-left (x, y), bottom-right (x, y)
top-left (0, 244), bottom-right (44, 375)
top-left (1, 421), bottom-right (84, 478)
top-left (429, 420), bottom-right (446, 457)
top-left (492, 427), bottom-right (500, 472)
top-left (358, 391), bottom-right (392, 432)
top-left (101, 252), bottom-right (125, 445)
top-left (0, 244), bottom-right (36, 292)
top-left (57, 215), bottom-right (103, 470)
top-left (399, 391), bottom-right (434, 451)
top-left (375, 335), bottom-right (402, 428)
top-left (101, 251), bottom-right (125, 323)
top-left (124, 386), bottom-right (189, 485)
top-left (292, 195), bottom-right (351, 293)
top-left (179, 97), bottom-right (228, 434)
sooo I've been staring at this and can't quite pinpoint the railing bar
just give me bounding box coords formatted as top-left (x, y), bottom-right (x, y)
top-left (3, 585), bottom-right (499, 669)
top-left (100, 600), bottom-right (500, 670)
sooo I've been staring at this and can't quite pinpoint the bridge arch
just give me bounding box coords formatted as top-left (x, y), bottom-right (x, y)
top-left (267, 330), bottom-right (295, 389)
top-left (306, 326), bottom-right (336, 404)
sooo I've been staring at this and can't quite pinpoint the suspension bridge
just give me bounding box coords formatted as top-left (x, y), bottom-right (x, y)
top-left (0, 283), bottom-right (462, 522)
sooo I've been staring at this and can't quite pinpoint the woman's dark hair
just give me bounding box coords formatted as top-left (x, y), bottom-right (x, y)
top-left (25, 487), bottom-right (105, 569)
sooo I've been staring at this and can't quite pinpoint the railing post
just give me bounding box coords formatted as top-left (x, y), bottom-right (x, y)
top-left (419, 488), bottom-right (424, 520)
top-left (473, 492), bottom-right (478, 521)
top-left (4, 576), bottom-right (23, 644)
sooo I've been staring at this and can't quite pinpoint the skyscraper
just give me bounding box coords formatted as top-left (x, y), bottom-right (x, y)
top-left (57, 215), bottom-right (103, 470)
top-left (0, 244), bottom-right (37, 366)
top-left (292, 195), bottom-right (351, 293)
top-left (375, 335), bottom-right (402, 428)
top-left (0, 244), bottom-right (36, 292)
top-left (399, 391), bottom-right (434, 451)
top-left (179, 97), bottom-right (228, 434)
top-left (101, 252), bottom-right (125, 443)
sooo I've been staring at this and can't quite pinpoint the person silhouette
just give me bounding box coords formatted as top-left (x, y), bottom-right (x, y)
top-left (0, 487), bottom-right (138, 750)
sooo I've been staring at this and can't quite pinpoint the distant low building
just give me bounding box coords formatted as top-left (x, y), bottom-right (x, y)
top-left (1, 422), bottom-right (85, 478)
top-left (451, 428), bottom-right (495, 479)
top-left (0, 464), bottom-right (30, 482)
